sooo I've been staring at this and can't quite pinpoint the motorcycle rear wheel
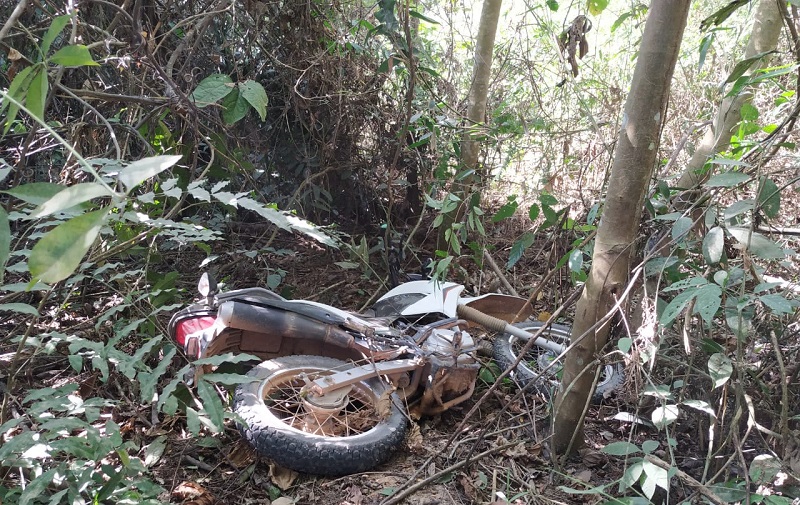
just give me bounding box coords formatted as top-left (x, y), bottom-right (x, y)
top-left (493, 322), bottom-right (623, 403)
top-left (234, 355), bottom-right (408, 476)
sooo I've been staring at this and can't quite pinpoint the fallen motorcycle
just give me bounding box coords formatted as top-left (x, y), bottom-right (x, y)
top-left (167, 273), bottom-right (622, 475)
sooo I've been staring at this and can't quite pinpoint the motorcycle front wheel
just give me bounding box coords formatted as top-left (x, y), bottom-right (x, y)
top-left (233, 355), bottom-right (408, 476)
top-left (493, 322), bottom-right (623, 403)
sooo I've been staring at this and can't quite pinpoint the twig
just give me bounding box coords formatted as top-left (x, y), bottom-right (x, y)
top-left (0, 0), bottom-right (28, 41)
top-left (379, 440), bottom-right (520, 505)
top-left (483, 249), bottom-right (518, 296)
top-left (182, 454), bottom-right (216, 473)
top-left (644, 454), bottom-right (727, 505)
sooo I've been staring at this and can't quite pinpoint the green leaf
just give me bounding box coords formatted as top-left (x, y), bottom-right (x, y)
top-left (757, 177), bottom-right (780, 219)
top-left (641, 459), bottom-right (670, 497)
top-left (118, 155), bottom-right (182, 192)
top-left (26, 66), bottom-right (48, 121)
top-left (190, 73), bottom-right (235, 106)
top-left (740, 102), bottom-right (759, 121)
top-left (727, 227), bottom-right (787, 259)
top-left (2, 182), bottom-right (65, 205)
top-left (507, 232), bottom-right (534, 269)
top-left (239, 80), bottom-right (268, 121)
top-left (528, 203), bottom-right (540, 221)
top-left (197, 380), bottom-right (224, 431)
top-left (723, 199), bottom-right (754, 220)
top-left (641, 440), bottom-right (659, 454)
top-left (409, 10), bottom-right (440, 24)
top-left (708, 352), bottom-right (732, 388)
top-left (143, 436), bottom-right (167, 467)
top-left (620, 461), bottom-right (644, 493)
top-left (201, 373), bottom-right (259, 385)
top-left (587, 0), bottom-right (608, 15)
top-left (0, 207), bottom-right (9, 282)
top-left (694, 283), bottom-right (722, 324)
top-left (0, 303), bottom-right (39, 315)
top-left (601, 441), bottom-right (641, 456)
top-left (193, 352), bottom-right (261, 367)
top-left (618, 337), bottom-right (632, 353)
top-left (492, 198), bottom-right (518, 222)
top-left (651, 404), bottom-right (679, 430)
top-left (660, 288), bottom-right (698, 326)
top-left (28, 182), bottom-right (113, 219)
top-left (722, 50), bottom-right (773, 84)
top-left (568, 249), bottom-right (583, 272)
top-left (681, 399), bottom-right (716, 418)
top-left (222, 88), bottom-right (249, 124)
top-left (705, 171), bottom-right (749, 187)
top-left (2, 65), bottom-right (36, 133)
top-left (698, 33), bottom-right (714, 71)
top-left (671, 216), bottom-right (692, 242)
top-left (703, 226), bottom-right (725, 265)
top-left (49, 45), bottom-right (99, 66)
top-left (41, 15), bottom-right (71, 58)
top-left (760, 294), bottom-right (795, 314)
top-left (701, 0), bottom-right (750, 31)
top-left (546, 0), bottom-right (559, 11)
top-left (28, 207), bottom-right (110, 283)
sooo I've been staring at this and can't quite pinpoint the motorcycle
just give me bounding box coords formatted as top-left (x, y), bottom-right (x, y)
top-left (167, 273), bottom-right (622, 476)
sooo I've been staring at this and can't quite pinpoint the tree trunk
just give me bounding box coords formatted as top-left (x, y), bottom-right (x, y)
top-left (436, 0), bottom-right (502, 251)
top-left (676, 0), bottom-right (782, 189)
top-left (551, 0), bottom-right (690, 458)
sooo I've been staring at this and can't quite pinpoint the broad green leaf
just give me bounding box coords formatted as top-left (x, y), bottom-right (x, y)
top-left (49, 45), bottom-right (99, 66)
top-left (694, 283), bottom-right (722, 324)
top-left (705, 171), bottom-right (749, 187)
top-left (232, 196), bottom-right (290, 230)
top-left (703, 226), bottom-right (725, 265)
top-left (760, 293), bottom-right (795, 314)
top-left (651, 404), bottom-right (679, 430)
top-left (587, 0), bottom-right (608, 16)
top-left (671, 216), bottom-right (692, 242)
top-left (698, 33), bottom-right (714, 71)
top-left (187, 181), bottom-right (211, 202)
top-left (201, 373), bottom-right (259, 385)
top-left (708, 352), bottom-right (732, 388)
top-left (620, 461), bottom-right (644, 493)
top-left (749, 454), bottom-right (781, 485)
top-left (143, 436), bottom-right (167, 467)
top-left (28, 182), bottom-right (113, 219)
top-left (239, 80), bottom-right (268, 120)
top-left (493, 198), bottom-right (518, 222)
top-left (19, 468), bottom-right (56, 505)
top-left (41, 15), bottom-right (71, 58)
top-left (546, 0), bottom-right (559, 12)
top-left (409, 10), bottom-right (440, 24)
top-left (727, 227), bottom-right (787, 259)
top-left (26, 66), bottom-right (48, 121)
top-left (0, 207), bottom-right (9, 282)
top-left (740, 102), bottom-right (759, 121)
top-left (641, 460), bottom-right (670, 498)
top-left (0, 167), bottom-right (10, 183)
top-left (723, 199), bottom-right (754, 220)
top-left (528, 203), bottom-right (540, 221)
top-left (193, 352), bottom-right (261, 367)
top-left (2, 65), bottom-right (37, 133)
top-left (618, 337), bottom-right (632, 353)
top-left (601, 441), bottom-right (641, 456)
top-left (197, 379), bottom-right (224, 431)
top-left (507, 231), bottom-right (535, 269)
top-left (0, 303), bottom-right (39, 315)
top-left (641, 440), bottom-right (659, 454)
top-left (118, 155), bottom-right (182, 192)
top-left (221, 88), bottom-right (249, 124)
top-left (660, 288), bottom-right (698, 326)
top-left (2, 182), bottom-right (66, 206)
top-left (722, 50), bottom-right (773, 84)
top-left (568, 249), bottom-right (583, 272)
top-left (757, 177), bottom-right (780, 219)
top-left (681, 399), bottom-right (716, 418)
top-left (190, 73), bottom-right (234, 106)
top-left (29, 207), bottom-right (109, 283)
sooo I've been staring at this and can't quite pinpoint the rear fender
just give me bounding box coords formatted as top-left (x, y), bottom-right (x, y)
top-left (462, 294), bottom-right (533, 324)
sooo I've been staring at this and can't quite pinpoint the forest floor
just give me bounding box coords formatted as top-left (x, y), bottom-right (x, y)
top-left (3, 206), bottom-right (797, 505)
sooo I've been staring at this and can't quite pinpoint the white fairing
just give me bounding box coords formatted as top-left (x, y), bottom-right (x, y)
top-left (375, 280), bottom-right (465, 318)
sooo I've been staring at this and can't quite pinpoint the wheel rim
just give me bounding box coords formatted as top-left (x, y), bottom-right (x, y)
top-left (258, 366), bottom-right (386, 438)
top-left (509, 333), bottom-right (617, 389)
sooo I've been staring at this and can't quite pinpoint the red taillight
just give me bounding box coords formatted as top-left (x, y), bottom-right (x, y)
top-left (174, 316), bottom-right (216, 346)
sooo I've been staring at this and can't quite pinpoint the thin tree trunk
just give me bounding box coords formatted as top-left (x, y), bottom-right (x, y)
top-left (437, 0), bottom-right (502, 251)
top-left (677, 0), bottom-right (782, 189)
top-left (551, 0), bottom-right (690, 458)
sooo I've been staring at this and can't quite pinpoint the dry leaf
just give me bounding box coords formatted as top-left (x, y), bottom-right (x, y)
top-left (227, 439), bottom-right (257, 468)
top-left (579, 448), bottom-right (606, 468)
top-left (457, 474), bottom-right (478, 502)
top-left (269, 462), bottom-right (298, 490)
top-left (272, 498), bottom-right (296, 505)
top-left (8, 48), bottom-right (22, 61)
top-left (376, 389), bottom-right (393, 419)
top-left (171, 481), bottom-right (217, 504)
top-left (573, 469), bottom-right (592, 483)
top-left (537, 311), bottom-right (552, 322)
top-left (344, 484), bottom-right (364, 505)
top-left (406, 422), bottom-right (425, 454)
